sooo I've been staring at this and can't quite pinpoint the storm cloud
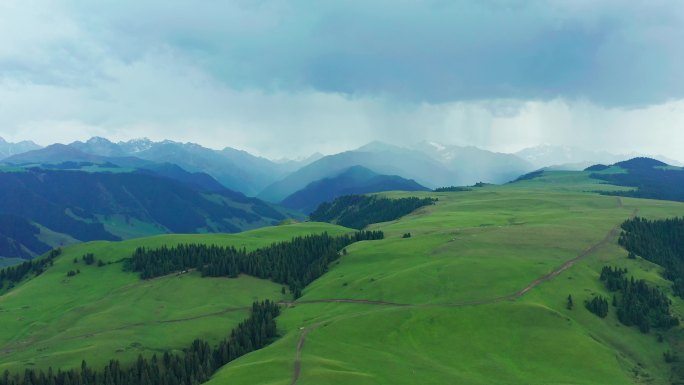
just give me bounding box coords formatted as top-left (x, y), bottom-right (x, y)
top-left (1, 0), bottom-right (683, 160)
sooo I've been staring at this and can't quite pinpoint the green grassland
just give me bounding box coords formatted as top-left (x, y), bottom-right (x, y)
top-left (0, 222), bottom-right (350, 372)
top-left (208, 172), bottom-right (684, 385)
top-left (4, 170), bottom-right (684, 385)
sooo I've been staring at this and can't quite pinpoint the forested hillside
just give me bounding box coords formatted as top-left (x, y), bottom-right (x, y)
top-left (619, 217), bottom-right (684, 296)
top-left (591, 158), bottom-right (684, 202)
top-left (310, 194), bottom-right (436, 229)
top-left (0, 169), bottom-right (286, 258)
top-left (126, 231), bottom-right (383, 297)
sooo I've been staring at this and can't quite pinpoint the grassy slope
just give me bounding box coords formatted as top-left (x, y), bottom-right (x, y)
top-left (0, 222), bottom-right (350, 372)
top-left (209, 171), bottom-right (684, 385)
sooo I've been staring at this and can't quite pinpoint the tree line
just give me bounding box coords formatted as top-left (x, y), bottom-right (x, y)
top-left (310, 194), bottom-right (436, 230)
top-left (594, 266), bottom-right (679, 333)
top-left (433, 186), bottom-right (471, 192)
top-left (618, 217), bottom-right (684, 297)
top-left (0, 248), bottom-right (61, 292)
top-left (0, 300), bottom-right (279, 385)
top-left (125, 231), bottom-right (384, 298)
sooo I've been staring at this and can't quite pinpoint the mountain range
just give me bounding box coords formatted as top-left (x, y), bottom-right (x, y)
top-left (3, 137), bottom-right (681, 209)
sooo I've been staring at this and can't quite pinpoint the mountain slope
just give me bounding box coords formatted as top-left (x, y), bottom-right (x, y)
top-left (0, 168), bottom-right (287, 258)
top-left (281, 166), bottom-right (429, 213)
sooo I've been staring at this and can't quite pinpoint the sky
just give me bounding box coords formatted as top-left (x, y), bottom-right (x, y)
top-left (1, 0), bottom-right (683, 161)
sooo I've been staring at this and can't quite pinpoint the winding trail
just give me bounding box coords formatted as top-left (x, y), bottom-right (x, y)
top-left (286, 208), bottom-right (637, 385)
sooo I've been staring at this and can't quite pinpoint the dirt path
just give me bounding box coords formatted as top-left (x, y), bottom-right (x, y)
top-left (290, 327), bottom-right (310, 385)
top-left (287, 209), bottom-right (637, 385)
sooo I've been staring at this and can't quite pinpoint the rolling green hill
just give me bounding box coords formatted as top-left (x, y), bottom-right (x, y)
top-left (208, 171), bottom-right (684, 385)
top-left (3, 169), bottom-right (684, 385)
top-left (0, 222), bottom-right (351, 372)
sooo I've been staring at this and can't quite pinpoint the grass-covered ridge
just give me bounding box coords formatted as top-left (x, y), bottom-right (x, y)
top-left (0, 222), bottom-right (351, 372)
top-left (209, 173), bottom-right (684, 385)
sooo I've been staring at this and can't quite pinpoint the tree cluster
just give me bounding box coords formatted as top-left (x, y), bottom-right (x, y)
top-left (0, 300), bottom-right (279, 385)
top-left (310, 195), bottom-right (436, 230)
top-left (0, 248), bottom-right (61, 291)
top-left (82, 253), bottom-right (95, 265)
top-left (599, 266), bottom-right (679, 333)
top-left (125, 231), bottom-right (384, 298)
top-left (585, 295), bottom-right (609, 318)
top-left (618, 217), bottom-right (684, 297)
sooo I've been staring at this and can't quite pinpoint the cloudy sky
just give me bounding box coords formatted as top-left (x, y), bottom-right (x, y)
top-left (1, 0), bottom-right (683, 160)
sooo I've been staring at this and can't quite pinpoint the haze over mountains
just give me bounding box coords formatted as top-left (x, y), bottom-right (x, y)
top-left (2, 136), bottom-right (680, 205)
top-left (516, 145), bottom-right (684, 170)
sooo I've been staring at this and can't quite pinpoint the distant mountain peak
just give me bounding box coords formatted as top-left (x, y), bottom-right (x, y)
top-left (355, 141), bottom-right (403, 153)
top-left (86, 136), bottom-right (115, 145)
top-left (119, 137), bottom-right (154, 153)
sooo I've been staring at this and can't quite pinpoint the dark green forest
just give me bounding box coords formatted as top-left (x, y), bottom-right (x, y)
top-left (125, 231), bottom-right (384, 298)
top-left (597, 266), bottom-right (679, 333)
top-left (309, 195), bottom-right (436, 229)
top-left (619, 217), bottom-right (684, 297)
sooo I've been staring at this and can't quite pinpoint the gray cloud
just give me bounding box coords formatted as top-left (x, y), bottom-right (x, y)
top-left (0, 0), bottom-right (683, 162)
top-left (36, 0), bottom-right (681, 106)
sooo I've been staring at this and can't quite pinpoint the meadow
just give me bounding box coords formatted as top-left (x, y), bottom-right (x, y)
top-left (208, 172), bottom-right (684, 385)
top-left (3, 170), bottom-right (684, 384)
